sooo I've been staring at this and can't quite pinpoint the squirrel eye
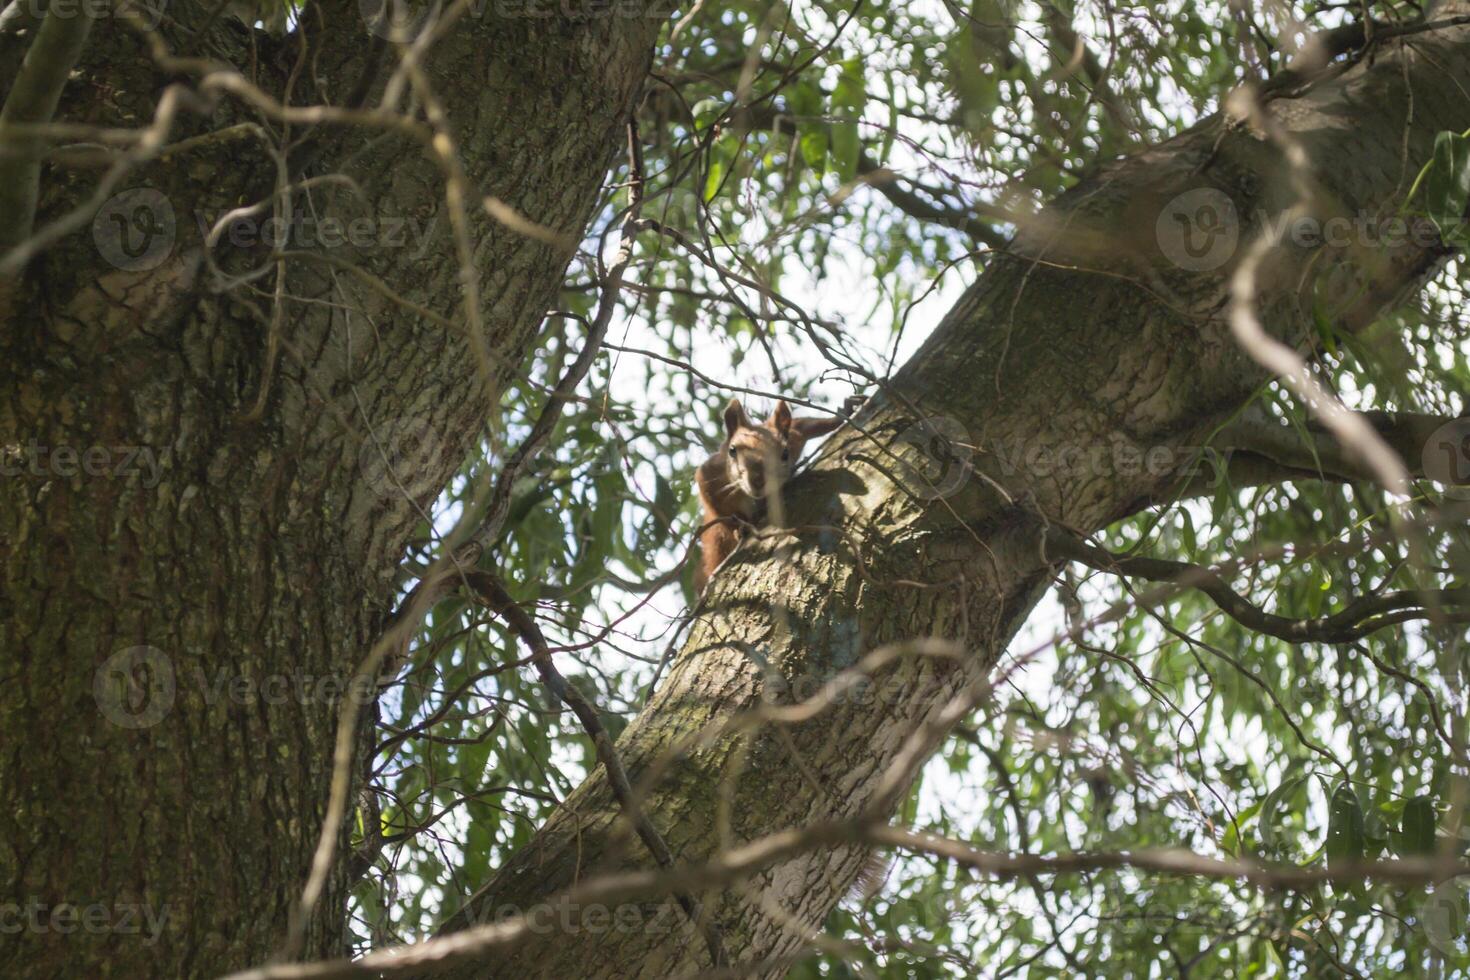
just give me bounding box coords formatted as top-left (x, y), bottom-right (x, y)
top-left (781, 448), bottom-right (790, 461)
top-left (728, 446), bottom-right (736, 457)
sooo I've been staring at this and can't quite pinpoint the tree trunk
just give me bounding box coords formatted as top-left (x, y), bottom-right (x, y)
top-left (0, 8), bottom-right (659, 976)
top-left (432, 19), bottom-right (1469, 978)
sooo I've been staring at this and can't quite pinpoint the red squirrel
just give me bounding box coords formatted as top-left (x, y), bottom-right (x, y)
top-left (694, 398), bottom-right (844, 593)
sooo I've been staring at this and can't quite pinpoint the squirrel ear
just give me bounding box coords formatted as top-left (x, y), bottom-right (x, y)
top-left (792, 414), bottom-right (844, 439)
top-left (723, 399), bottom-right (749, 438)
top-left (770, 399), bottom-right (793, 435)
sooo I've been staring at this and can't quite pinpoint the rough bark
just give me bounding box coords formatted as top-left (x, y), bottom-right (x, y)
top-left (0, 6), bottom-right (660, 977)
top-left (432, 18), bottom-right (1470, 979)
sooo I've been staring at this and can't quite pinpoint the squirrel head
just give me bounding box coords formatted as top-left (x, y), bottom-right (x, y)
top-left (721, 398), bottom-right (840, 500)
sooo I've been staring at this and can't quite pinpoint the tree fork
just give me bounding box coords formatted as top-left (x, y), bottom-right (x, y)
top-left (426, 14), bottom-right (1470, 978)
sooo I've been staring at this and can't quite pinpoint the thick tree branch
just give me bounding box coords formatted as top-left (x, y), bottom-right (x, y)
top-left (856, 152), bottom-right (1007, 247)
top-left (1136, 408), bottom-right (1468, 512)
top-left (1046, 527), bottom-right (1470, 644)
top-left (726, 101), bottom-right (1007, 245)
top-left (1261, 12), bottom-right (1470, 98)
top-left (3, 6), bottom-right (666, 975)
top-left (1216, 408), bottom-right (1461, 486)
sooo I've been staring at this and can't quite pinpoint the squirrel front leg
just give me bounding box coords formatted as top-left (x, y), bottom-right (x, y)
top-left (694, 509), bottom-right (741, 595)
top-left (694, 456), bottom-right (751, 594)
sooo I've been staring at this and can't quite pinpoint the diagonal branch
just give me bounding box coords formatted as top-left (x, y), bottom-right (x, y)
top-left (1046, 527), bottom-right (1470, 644)
top-left (1119, 407), bottom-right (1468, 516)
top-left (1260, 12), bottom-right (1470, 99)
top-left (1213, 408), bottom-right (1461, 488)
top-left (856, 152), bottom-right (1006, 248)
top-left (725, 101), bottom-right (1007, 246)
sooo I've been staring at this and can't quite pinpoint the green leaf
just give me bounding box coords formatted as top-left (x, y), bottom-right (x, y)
top-left (945, 34), bottom-right (1000, 134)
top-left (1425, 130), bottom-right (1470, 245)
top-left (1312, 302), bottom-right (1338, 356)
top-left (800, 130), bottom-right (829, 173)
top-left (1222, 800), bottom-right (1262, 856)
top-left (1262, 939), bottom-right (1287, 975)
top-left (1304, 565), bottom-right (1326, 617)
top-left (831, 121), bottom-right (859, 183)
top-left (655, 471), bottom-right (676, 518)
top-left (703, 148), bottom-right (728, 203)
top-left (1259, 773), bottom-right (1307, 854)
top-left (1326, 783), bottom-right (1365, 863)
top-left (784, 82), bottom-right (829, 173)
top-left (1362, 804), bottom-right (1389, 848)
top-left (830, 58), bottom-right (866, 182)
top-left (1401, 795), bottom-right (1437, 854)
